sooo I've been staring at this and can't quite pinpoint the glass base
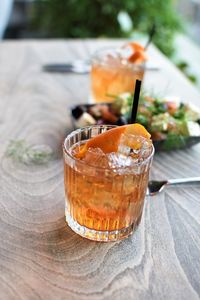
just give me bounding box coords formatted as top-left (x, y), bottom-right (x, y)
top-left (65, 211), bottom-right (140, 242)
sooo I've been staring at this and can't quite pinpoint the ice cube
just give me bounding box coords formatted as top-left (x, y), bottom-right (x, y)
top-left (104, 54), bottom-right (122, 68)
top-left (139, 139), bottom-right (153, 160)
top-left (118, 45), bottom-right (132, 60)
top-left (108, 152), bottom-right (137, 168)
top-left (107, 152), bottom-right (141, 175)
top-left (83, 147), bottom-right (109, 168)
top-left (118, 133), bottom-right (152, 160)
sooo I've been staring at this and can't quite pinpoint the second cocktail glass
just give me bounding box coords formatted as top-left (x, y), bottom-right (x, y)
top-left (90, 48), bottom-right (145, 103)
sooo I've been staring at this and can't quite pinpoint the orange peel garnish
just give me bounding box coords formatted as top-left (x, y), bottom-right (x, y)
top-left (128, 50), bottom-right (148, 64)
top-left (75, 123), bottom-right (151, 159)
top-left (122, 42), bottom-right (148, 64)
top-left (124, 42), bottom-right (145, 52)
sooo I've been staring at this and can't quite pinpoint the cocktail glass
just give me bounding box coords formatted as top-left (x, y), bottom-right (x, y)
top-left (90, 48), bottom-right (145, 103)
top-left (63, 125), bottom-right (154, 242)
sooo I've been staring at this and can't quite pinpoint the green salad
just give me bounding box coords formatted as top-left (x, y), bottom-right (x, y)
top-left (111, 92), bottom-right (200, 150)
top-left (112, 93), bottom-right (200, 137)
top-left (72, 92), bottom-right (200, 150)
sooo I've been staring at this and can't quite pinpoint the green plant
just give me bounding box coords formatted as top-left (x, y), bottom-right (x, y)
top-left (32, 0), bottom-right (182, 57)
top-left (176, 60), bottom-right (197, 83)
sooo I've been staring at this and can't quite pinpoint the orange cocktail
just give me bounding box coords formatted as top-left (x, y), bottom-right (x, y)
top-left (63, 125), bottom-right (154, 242)
top-left (90, 43), bottom-right (148, 103)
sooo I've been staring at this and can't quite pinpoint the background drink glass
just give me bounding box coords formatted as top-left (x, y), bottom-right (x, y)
top-left (90, 48), bottom-right (145, 103)
top-left (63, 125), bottom-right (154, 242)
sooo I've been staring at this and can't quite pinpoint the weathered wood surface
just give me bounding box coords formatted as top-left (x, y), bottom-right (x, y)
top-left (0, 40), bottom-right (200, 300)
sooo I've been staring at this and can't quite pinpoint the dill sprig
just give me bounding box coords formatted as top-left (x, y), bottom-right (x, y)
top-left (6, 140), bottom-right (54, 165)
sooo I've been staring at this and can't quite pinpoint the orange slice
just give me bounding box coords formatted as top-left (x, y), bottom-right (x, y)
top-left (75, 124), bottom-right (151, 159)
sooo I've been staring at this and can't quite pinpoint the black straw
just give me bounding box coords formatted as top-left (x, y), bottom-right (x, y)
top-left (130, 80), bottom-right (142, 123)
top-left (145, 23), bottom-right (156, 50)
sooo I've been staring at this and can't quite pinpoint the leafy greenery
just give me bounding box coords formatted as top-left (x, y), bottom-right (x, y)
top-left (176, 60), bottom-right (197, 83)
top-left (161, 133), bottom-right (187, 150)
top-left (31, 0), bottom-right (182, 56)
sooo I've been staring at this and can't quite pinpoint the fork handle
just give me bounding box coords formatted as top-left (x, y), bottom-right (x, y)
top-left (168, 177), bottom-right (200, 186)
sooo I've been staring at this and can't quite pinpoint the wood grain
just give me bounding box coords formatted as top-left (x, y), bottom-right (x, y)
top-left (0, 40), bottom-right (200, 300)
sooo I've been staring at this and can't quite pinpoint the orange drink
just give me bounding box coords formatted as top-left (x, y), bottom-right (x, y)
top-left (90, 44), bottom-right (147, 103)
top-left (63, 125), bottom-right (154, 241)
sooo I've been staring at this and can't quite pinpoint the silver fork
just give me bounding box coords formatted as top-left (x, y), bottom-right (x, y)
top-left (147, 177), bottom-right (200, 196)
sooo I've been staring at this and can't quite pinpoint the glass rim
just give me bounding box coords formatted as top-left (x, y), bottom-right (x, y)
top-left (63, 125), bottom-right (154, 171)
top-left (91, 46), bottom-right (145, 69)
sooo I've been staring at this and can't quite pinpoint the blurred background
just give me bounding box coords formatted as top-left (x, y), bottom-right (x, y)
top-left (1, 0), bottom-right (200, 88)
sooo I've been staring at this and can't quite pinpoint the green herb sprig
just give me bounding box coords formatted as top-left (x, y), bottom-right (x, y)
top-left (6, 140), bottom-right (54, 165)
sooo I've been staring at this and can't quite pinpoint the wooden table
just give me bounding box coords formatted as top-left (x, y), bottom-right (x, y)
top-left (0, 40), bottom-right (200, 300)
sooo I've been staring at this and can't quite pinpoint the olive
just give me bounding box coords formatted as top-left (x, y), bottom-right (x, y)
top-left (71, 106), bottom-right (85, 119)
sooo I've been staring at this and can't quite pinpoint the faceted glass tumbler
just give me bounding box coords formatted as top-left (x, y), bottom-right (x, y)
top-left (63, 125), bottom-right (154, 242)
